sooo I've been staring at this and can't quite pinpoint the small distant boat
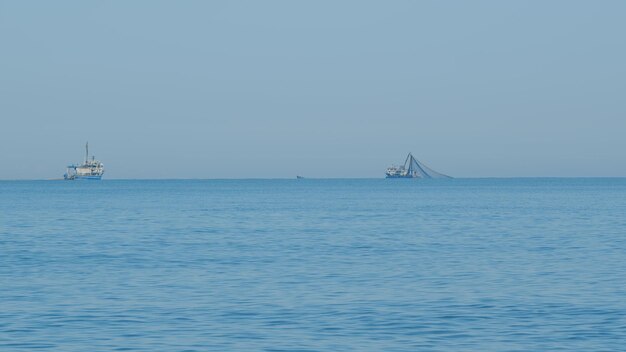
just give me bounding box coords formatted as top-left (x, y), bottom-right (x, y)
top-left (386, 153), bottom-right (451, 179)
top-left (296, 175), bottom-right (305, 179)
top-left (64, 142), bottom-right (104, 180)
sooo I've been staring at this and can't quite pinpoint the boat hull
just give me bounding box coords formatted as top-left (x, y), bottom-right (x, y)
top-left (65, 175), bottom-right (103, 180)
top-left (385, 174), bottom-right (419, 179)
top-left (75, 175), bottom-right (102, 180)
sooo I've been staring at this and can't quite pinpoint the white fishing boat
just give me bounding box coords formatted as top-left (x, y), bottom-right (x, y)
top-left (64, 142), bottom-right (104, 180)
top-left (386, 153), bottom-right (451, 179)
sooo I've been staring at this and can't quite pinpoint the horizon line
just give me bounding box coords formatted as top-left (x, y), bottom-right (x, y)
top-left (2, 176), bottom-right (626, 181)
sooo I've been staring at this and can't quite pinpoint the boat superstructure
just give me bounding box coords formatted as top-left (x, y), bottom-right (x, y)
top-left (386, 153), bottom-right (451, 179)
top-left (64, 142), bottom-right (104, 180)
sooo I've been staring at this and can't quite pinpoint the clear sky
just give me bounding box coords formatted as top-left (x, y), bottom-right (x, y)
top-left (1, 1), bottom-right (625, 179)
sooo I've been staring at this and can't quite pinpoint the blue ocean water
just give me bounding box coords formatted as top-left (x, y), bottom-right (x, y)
top-left (1, 178), bottom-right (625, 351)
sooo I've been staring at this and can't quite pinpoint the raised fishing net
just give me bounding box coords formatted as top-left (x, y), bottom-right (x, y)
top-left (406, 154), bottom-right (452, 179)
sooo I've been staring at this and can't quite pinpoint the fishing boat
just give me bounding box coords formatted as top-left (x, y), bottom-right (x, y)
top-left (386, 153), bottom-right (451, 179)
top-left (64, 142), bottom-right (104, 180)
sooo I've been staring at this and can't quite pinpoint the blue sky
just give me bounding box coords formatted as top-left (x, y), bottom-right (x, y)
top-left (1, 1), bottom-right (625, 178)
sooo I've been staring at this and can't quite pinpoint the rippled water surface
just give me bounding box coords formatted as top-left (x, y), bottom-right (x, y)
top-left (1, 179), bottom-right (625, 351)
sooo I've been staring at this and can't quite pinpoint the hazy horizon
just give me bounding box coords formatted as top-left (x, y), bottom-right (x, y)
top-left (2, 1), bottom-right (625, 179)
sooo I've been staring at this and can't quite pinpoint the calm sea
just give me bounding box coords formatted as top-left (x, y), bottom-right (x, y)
top-left (1, 179), bottom-right (625, 351)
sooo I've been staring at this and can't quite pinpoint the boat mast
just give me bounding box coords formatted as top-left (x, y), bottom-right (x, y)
top-left (85, 142), bottom-right (89, 163)
top-left (405, 152), bottom-right (414, 175)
